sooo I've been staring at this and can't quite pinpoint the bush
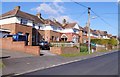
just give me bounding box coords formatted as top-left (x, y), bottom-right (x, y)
top-left (61, 44), bottom-right (65, 47)
top-left (80, 46), bottom-right (88, 52)
top-left (49, 43), bottom-right (54, 47)
top-left (73, 45), bottom-right (79, 49)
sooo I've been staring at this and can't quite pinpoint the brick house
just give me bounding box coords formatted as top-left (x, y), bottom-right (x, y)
top-left (0, 6), bottom-right (44, 45)
top-left (60, 22), bottom-right (83, 43)
top-left (0, 6), bottom-right (83, 46)
top-left (82, 25), bottom-right (111, 43)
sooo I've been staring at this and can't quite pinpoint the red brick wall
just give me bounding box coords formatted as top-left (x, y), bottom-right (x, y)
top-left (44, 30), bottom-right (61, 42)
top-left (79, 31), bottom-right (83, 43)
top-left (50, 47), bottom-right (62, 55)
top-left (50, 47), bottom-right (80, 55)
top-left (1, 23), bottom-right (32, 45)
top-left (25, 46), bottom-right (40, 55)
top-left (45, 30), bottom-right (51, 42)
top-left (60, 33), bottom-right (80, 42)
top-left (0, 37), bottom-right (40, 56)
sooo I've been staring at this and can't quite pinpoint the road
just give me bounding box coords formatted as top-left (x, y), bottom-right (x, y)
top-left (24, 51), bottom-right (119, 75)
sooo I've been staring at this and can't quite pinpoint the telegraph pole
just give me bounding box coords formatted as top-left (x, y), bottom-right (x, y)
top-left (88, 7), bottom-right (91, 54)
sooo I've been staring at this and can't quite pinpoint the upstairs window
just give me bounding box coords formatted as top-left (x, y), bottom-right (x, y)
top-left (33, 22), bottom-right (35, 28)
top-left (20, 19), bottom-right (28, 25)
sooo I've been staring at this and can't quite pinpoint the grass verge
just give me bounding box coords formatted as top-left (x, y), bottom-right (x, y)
top-left (60, 52), bottom-right (93, 57)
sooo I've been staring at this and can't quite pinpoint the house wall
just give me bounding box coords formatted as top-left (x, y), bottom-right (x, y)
top-left (1, 23), bottom-right (32, 45)
top-left (44, 30), bottom-right (61, 42)
top-left (0, 17), bottom-right (19, 25)
top-left (79, 30), bottom-right (83, 43)
top-left (61, 29), bottom-right (74, 33)
top-left (61, 33), bottom-right (79, 42)
top-left (0, 17), bottom-right (34, 26)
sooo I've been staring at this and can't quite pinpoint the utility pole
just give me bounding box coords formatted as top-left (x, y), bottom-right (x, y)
top-left (88, 7), bottom-right (91, 54)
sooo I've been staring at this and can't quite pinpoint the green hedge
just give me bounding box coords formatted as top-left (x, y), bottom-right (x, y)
top-left (91, 38), bottom-right (118, 46)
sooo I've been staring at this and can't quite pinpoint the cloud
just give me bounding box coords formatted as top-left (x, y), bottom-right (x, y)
top-left (53, 0), bottom-right (63, 2)
top-left (31, 2), bottom-right (79, 24)
top-left (31, 2), bottom-right (65, 16)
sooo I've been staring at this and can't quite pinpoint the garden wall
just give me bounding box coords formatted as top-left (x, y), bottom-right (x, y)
top-left (50, 47), bottom-right (80, 55)
top-left (0, 37), bottom-right (40, 56)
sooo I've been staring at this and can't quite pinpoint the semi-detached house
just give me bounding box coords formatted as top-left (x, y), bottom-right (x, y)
top-left (0, 6), bottom-right (83, 46)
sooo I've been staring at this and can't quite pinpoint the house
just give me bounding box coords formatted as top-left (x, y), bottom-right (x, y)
top-left (0, 6), bottom-right (44, 45)
top-left (0, 6), bottom-right (83, 46)
top-left (60, 21), bottom-right (83, 43)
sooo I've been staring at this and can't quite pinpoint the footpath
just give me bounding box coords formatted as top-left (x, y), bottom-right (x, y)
top-left (1, 49), bottom-right (118, 76)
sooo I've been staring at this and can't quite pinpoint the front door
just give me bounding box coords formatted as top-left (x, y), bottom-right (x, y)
top-left (25, 33), bottom-right (29, 45)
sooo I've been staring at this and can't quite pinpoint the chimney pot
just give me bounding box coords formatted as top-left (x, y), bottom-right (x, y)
top-left (36, 13), bottom-right (41, 19)
top-left (14, 6), bottom-right (20, 10)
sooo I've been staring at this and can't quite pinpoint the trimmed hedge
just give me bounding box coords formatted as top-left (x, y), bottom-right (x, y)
top-left (91, 38), bottom-right (118, 46)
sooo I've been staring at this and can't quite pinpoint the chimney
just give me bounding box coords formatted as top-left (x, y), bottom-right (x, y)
top-left (36, 13), bottom-right (42, 19)
top-left (53, 18), bottom-right (57, 22)
top-left (14, 6), bottom-right (20, 10)
top-left (62, 19), bottom-right (66, 24)
top-left (62, 19), bottom-right (67, 27)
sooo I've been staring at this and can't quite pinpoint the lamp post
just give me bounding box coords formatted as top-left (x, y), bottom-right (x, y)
top-left (88, 7), bottom-right (91, 54)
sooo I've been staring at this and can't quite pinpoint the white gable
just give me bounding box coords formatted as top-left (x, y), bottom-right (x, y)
top-left (74, 24), bottom-right (80, 30)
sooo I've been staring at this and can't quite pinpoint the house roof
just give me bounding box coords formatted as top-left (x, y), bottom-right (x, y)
top-left (1, 7), bottom-right (44, 24)
top-left (83, 26), bottom-right (93, 33)
top-left (107, 34), bottom-right (112, 37)
top-left (62, 23), bottom-right (83, 30)
top-left (91, 30), bottom-right (100, 35)
top-left (98, 30), bottom-right (107, 36)
top-left (43, 19), bottom-right (62, 27)
top-left (63, 23), bottom-right (76, 29)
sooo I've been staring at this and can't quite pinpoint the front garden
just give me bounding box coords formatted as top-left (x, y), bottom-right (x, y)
top-left (49, 38), bottom-right (118, 57)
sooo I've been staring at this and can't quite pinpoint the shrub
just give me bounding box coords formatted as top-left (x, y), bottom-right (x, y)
top-left (61, 44), bottom-right (65, 47)
top-left (49, 43), bottom-right (54, 47)
top-left (73, 45), bottom-right (79, 49)
top-left (80, 46), bottom-right (88, 52)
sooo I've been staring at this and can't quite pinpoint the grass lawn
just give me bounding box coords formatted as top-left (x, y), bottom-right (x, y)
top-left (60, 52), bottom-right (94, 57)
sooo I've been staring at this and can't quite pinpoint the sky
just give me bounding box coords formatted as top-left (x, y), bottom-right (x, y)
top-left (1, 1), bottom-right (118, 36)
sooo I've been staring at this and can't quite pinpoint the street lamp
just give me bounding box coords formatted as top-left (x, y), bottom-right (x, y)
top-left (88, 7), bottom-right (91, 54)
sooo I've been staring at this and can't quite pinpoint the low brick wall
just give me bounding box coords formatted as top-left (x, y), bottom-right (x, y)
top-left (25, 46), bottom-right (40, 55)
top-left (96, 47), bottom-right (106, 51)
top-left (0, 37), bottom-right (40, 56)
top-left (50, 47), bottom-right (80, 55)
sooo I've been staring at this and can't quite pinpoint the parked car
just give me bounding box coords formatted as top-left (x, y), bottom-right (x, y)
top-left (39, 41), bottom-right (50, 50)
top-left (3, 34), bottom-right (27, 41)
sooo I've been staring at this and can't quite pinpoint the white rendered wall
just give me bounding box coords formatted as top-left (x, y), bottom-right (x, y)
top-left (0, 17), bottom-right (19, 25)
top-left (0, 17), bottom-right (33, 26)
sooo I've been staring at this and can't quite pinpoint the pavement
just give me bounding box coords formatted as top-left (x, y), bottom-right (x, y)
top-left (1, 49), bottom-right (34, 59)
top-left (1, 49), bottom-right (119, 76)
top-left (25, 51), bottom-right (118, 75)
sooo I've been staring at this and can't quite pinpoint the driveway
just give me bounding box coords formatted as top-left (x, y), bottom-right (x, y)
top-left (40, 50), bottom-right (57, 56)
top-left (1, 49), bottom-right (34, 59)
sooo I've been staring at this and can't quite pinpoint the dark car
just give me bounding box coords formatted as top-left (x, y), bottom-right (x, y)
top-left (39, 41), bottom-right (50, 50)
